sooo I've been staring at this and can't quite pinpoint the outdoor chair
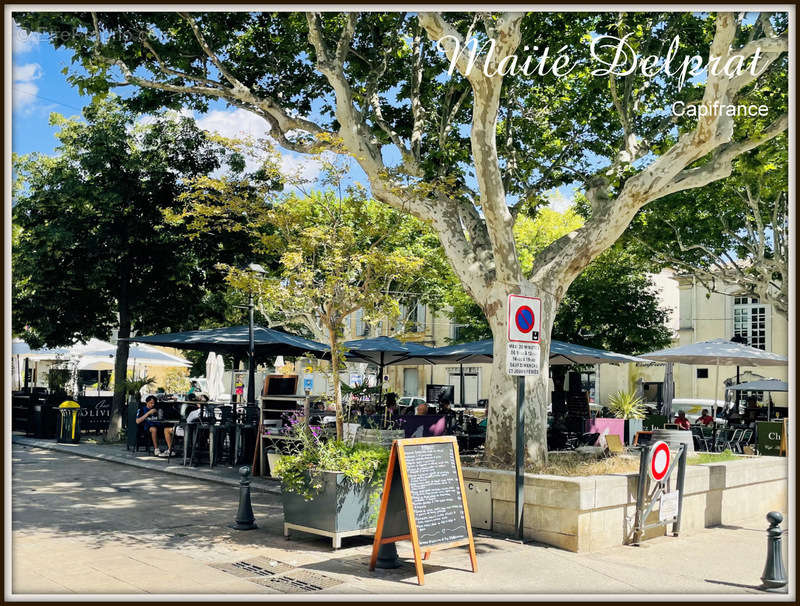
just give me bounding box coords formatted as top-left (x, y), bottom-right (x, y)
top-left (210, 405), bottom-right (237, 466)
top-left (735, 428), bottom-right (753, 454)
top-left (712, 428), bottom-right (731, 452)
top-left (186, 407), bottom-right (216, 467)
top-left (723, 428), bottom-right (743, 452)
top-left (233, 405), bottom-right (260, 466)
top-left (691, 426), bottom-right (710, 451)
top-left (167, 422), bottom-right (187, 464)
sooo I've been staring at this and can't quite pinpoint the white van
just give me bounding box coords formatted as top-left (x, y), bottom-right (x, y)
top-left (670, 398), bottom-right (727, 423)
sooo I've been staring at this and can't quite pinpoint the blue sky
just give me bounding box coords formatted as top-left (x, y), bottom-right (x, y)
top-left (11, 19), bottom-right (335, 188)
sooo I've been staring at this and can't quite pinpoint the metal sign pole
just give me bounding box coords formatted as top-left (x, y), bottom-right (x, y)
top-left (672, 445), bottom-right (687, 536)
top-left (515, 375), bottom-right (525, 539)
top-left (633, 446), bottom-right (649, 545)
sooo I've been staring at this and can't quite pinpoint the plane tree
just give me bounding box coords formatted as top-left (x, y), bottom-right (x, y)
top-left (16, 11), bottom-right (788, 465)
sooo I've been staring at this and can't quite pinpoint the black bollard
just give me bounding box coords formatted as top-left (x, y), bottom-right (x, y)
top-left (374, 541), bottom-right (402, 569)
top-left (229, 466), bottom-right (258, 530)
top-left (760, 511), bottom-right (787, 592)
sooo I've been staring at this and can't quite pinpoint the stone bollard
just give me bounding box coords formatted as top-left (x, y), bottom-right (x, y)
top-left (229, 466), bottom-right (258, 531)
top-left (760, 511), bottom-right (787, 592)
top-left (374, 541), bottom-right (402, 569)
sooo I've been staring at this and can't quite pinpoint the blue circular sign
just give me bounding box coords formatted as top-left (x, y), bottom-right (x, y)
top-left (515, 306), bottom-right (535, 333)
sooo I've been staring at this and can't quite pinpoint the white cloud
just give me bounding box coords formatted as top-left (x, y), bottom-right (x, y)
top-left (12, 62), bottom-right (42, 113)
top-left (13, 21), bottom-right (39, 55)
top-left (194, 108), bottom-right (323, 185)
top-left (278, 152), bottom-right (323, 183)
top-left (13, 63), bottom-right (42, 82)
top-left (195, 108), bottom-right (270, 140)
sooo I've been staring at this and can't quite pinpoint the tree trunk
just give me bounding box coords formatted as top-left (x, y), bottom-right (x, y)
top-left (481, 283), bottom-right (557, 469)
top-left (329, 326), bottom-right (344, 441)
top-left (104, 289), bottom-right (131, 442)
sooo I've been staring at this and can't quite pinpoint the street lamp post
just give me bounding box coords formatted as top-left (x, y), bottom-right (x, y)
top-left (245, 263), bottom-right (267, 406)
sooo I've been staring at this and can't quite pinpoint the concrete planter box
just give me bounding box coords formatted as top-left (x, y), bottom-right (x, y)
top-left (282, 470), bottom-right (380, 549)
top-left (463, 456), bottom-right (787, 553)
top-left (585, 418), bottom-right (625, 446)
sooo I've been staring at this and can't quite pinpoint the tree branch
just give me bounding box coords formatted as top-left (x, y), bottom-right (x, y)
top-left (528, 12), bottom-right (787, 297)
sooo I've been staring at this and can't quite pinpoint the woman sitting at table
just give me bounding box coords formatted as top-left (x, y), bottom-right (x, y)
top-left (136, 395), bottom-right (174, 457)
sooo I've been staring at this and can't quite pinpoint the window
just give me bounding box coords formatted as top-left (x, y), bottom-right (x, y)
top-left (354, 309), bottom-right (369, 337)
top-left (451, 322), bottom-right (464, 342)
top-left (399, 301), bottom-right (426, 333)
top-left (733, 296), bottom-right (768, 350)
top-left (696, 368), bottom-right (709, 379)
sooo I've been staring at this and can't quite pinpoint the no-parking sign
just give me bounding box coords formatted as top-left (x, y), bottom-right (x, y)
top-left (648, 441), bottom-right (671, 482)
top-left (506, 294), bottom-right (542, 376)
top-left (507, 294), bottom-right (542, 343)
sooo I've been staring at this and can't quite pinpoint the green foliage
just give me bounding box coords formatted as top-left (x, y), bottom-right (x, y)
top-left (515, 208), bottom-right (585, 276)
top-left (447, 210), bottom-right (673, 354)
top-left (163, 368), bottom-right (191, 394)
top-left (688, 449), bottom-right (738, 465)
top-left (552, 246), bottom-right (673, 355)
top-left (626, 135), bottom-right (788, 309)
top-left (176, 155), bottom-right (449, 437)
top-left (12, 96), bottom-right (258, 350)
top-left (607, 389), bottom-right (646, 420)
top-left (14, 12), bottom-right (755, 200)
top-left (122, 376), bottom-right (156, 396)
top-left (274, 423), bottom-right (390, 501)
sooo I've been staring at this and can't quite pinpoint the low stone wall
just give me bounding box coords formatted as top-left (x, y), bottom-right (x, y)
top-left (463, 456), bottom-right (787, 552)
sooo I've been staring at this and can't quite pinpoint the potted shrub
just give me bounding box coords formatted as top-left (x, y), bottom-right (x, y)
top-left (274, 421), bottom-right (390, 549)
top-left (607, 389), bottom-right (646, 445)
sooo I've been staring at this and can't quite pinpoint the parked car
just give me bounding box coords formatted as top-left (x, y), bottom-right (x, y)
top-left (398, 396), bottom-right (425, 409)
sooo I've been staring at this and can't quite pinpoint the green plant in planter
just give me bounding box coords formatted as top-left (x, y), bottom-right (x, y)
top-left (274, 421), bottom-right (390, 502)
top-left (123, 376), bottom-right (156, 398)
top-left (608, 389), bottom-right (646, 420)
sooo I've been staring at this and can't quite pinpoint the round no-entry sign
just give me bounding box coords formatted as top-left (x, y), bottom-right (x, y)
top-left (649, 441), bottom-right (671, 482)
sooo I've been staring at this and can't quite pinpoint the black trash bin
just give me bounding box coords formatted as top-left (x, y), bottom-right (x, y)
top-left (57, 401), bottom-right (81, 443)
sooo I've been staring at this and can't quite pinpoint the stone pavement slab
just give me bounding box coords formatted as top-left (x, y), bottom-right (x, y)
top-left (9, 442), bottom-right (794, 599)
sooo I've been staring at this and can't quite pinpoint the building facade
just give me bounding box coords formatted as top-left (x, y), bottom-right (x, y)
top-left (336, 269), bottom-right (788, 408)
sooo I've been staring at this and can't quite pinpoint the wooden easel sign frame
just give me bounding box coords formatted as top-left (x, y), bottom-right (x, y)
top-left (368, 436), bottom-right (477, 585)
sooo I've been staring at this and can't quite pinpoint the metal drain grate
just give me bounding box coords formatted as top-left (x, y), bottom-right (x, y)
top-left (253, 569), bottom-right (344, 593)
top-left (211, 557), bottom-right (294, 578)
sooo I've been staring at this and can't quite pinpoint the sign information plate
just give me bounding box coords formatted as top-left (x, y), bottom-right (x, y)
top-left (659, 490), bottom-right (680, 521)
top-left (507, 294), bottom-right (542, 343)
top-left (506, 342), bottom-right (541, 376)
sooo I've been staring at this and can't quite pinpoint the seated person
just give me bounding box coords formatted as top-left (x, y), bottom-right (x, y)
top-left (136, 395), bottom-right (174, 457)
top-left (437, 392), bottom-right (456, 430)
top-left (674, 410), bottom-right (691, 430)
top-left (415, 402), bottom-right (429, 415)
top-left (696, 409), bottom-right (714, 426)
top-left (359, 404), bottom-right (381, 428)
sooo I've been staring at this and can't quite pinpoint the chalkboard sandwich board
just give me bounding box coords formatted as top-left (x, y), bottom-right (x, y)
top-left (368, 436), bottom-right (477, 585)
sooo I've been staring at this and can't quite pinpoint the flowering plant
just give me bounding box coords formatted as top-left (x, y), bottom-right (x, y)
top-left (274, 412), bottom-right (390, 501)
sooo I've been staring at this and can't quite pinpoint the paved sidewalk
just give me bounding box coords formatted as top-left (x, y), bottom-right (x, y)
top-left (9, 442), bottom-right (793, 599)
top-left (11, 434), bottom-right (282, 494)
